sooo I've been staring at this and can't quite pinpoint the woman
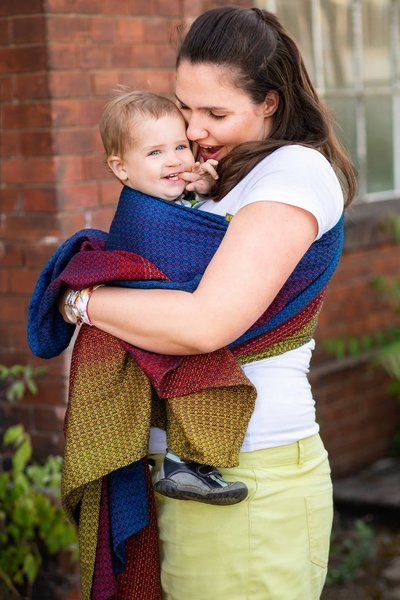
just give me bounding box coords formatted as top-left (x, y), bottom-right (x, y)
top-left (61, 7), bottom-right (356, 599)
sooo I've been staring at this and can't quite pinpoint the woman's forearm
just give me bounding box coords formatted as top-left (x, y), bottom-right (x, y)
top-left (88, 286), bottom-right (218, 355)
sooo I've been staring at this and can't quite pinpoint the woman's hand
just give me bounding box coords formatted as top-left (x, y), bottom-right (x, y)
top-left (182, 159), bottom-right (219, 194)
top-left (87, 202), bottom-right (318, 355)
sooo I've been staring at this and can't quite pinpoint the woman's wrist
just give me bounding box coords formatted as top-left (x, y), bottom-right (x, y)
top-left (63, 285), bottom-right (104, 326)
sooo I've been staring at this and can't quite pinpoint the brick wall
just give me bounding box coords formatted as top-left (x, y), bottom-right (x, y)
top-left (1, 0), bottom-right (399, 475)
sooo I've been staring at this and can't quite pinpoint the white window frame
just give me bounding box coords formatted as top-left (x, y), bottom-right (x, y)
top-left (259, 0), bottom-right (400, 203)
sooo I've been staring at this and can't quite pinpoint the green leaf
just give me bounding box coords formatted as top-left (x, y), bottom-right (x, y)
top-left (3, 425), bottom-right (25, 447)
top-left (23, 552), bottom-right (40, 584)
top-left (12, 438), bottom-right (32, 472)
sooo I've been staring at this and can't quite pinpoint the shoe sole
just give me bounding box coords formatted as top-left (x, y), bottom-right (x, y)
top-left (154, 480), bottom-right (248, 505)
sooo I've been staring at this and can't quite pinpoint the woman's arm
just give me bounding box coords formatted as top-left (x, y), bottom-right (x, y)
top-left (88, 201), bottom-right (318, 355)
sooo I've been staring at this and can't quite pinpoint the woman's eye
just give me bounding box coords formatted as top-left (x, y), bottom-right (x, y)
top-left (209, 112), bottom-right (226, 120)
top-left (149, 149), bottom-right (161, 156)
top-left (178, 104), bottom-right (190, 111)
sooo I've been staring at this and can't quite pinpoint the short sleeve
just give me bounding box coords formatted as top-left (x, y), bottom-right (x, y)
top-left (238, 146), bottom-right (344, 239)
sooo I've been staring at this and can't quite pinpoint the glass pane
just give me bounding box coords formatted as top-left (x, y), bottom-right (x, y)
top-left (365, 95), bottom-right (394, 192)
top-left (275, 0), bottom-right (315, 79)
top-left (362, 0), bottom-right (391, 86)
top-left (321, 1), bottom-right (354, 89)
top-left (325, 96), bottom-right (358, 167)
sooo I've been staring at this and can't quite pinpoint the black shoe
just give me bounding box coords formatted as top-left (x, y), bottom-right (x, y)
top-left (154, 456), bottom-right (248, 505)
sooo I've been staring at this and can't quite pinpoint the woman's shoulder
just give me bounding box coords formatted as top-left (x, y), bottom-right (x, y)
top-left (252, 144), bottom-right (337, 177)
top-left (233, 145), bottom-right (344, 238)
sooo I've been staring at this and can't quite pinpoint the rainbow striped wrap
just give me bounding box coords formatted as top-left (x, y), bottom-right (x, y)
top-left (28, 186), bottom-right (344, 599)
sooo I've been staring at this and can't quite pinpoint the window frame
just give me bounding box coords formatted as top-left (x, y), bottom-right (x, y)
top-left (260, 0), bottom-right (400, 203)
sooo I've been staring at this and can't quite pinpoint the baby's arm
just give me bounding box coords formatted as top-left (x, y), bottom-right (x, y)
top-left (182, 159), bottom-right (218, 195)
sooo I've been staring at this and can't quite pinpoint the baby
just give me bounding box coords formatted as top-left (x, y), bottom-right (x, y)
top-left (64, 88), bottom-right (248, 505)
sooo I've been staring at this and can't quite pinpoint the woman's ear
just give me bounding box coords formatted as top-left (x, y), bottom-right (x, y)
top-left (107, 155), bottom-right (128, 181)
top-left (263, 90), bottom-right (279, 117)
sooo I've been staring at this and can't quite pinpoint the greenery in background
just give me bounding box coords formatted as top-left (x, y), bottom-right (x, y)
top-left (0, 364), bottom-right (48, 403)
top-left (0, 364), bottom-right (78, 599)
top-left (326, 519), bottom-right (375, 586)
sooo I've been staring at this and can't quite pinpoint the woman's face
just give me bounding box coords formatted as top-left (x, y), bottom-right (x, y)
top-left (175, 61), bottom-right (276, 161)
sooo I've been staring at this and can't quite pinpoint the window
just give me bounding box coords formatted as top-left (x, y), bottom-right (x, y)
top-left (258, 0), bottom-right (400, 202)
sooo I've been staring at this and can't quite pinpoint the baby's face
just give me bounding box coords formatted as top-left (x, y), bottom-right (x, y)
top-left (121, 114), bottom-right (194, 200)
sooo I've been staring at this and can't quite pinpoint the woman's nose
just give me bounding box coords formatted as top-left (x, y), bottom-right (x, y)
top-left (185, 116), bottom-right (207, 142)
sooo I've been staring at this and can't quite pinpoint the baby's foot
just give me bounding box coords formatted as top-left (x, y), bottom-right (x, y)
top-left (154, 453), bottom-right (248, 505)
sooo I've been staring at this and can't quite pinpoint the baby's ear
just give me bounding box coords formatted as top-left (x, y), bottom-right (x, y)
top-left (107, 155), bottom-right (127, 181)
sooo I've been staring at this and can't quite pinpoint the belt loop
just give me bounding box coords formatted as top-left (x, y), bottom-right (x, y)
top-left (297, 440), bottom-right (304, 467)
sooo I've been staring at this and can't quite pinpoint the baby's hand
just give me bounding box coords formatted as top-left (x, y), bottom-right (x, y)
top-left (181, 159), bottom-right (219, 194)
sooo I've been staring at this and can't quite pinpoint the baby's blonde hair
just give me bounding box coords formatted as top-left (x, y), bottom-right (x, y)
top-left (99, 87), bottom-right (184, 158)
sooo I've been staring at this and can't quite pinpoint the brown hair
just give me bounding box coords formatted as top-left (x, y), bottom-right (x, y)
top-left (99, 87), bottom-right (184, 158)
top-left (177, 7), bottom-right (356, 206)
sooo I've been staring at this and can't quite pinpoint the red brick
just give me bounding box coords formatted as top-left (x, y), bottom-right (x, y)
top-left (91, 70), bottom-right (123, 96)
top-left (143, 19), bottom-right (170, 43)
top-left (24, 241), bottom-right (60, 268)
top-left (110, 45), bottom-right (136, 69)
top-left (0, 242), bottom-right (24, 267)
top-left (2, 158), bottom-right (54, 184)
top-left (52, 128), bottom-right (99, 155)
top-left (2, 103), bottom-right (51, 129)
top-left (155, 0), bottom-right (181, 16)
top-left (131, 45), bottom-right (160, 68)
top-left (1, 132), bottom-right (20, 157)
top-left (78, 45), bottom-right (110, 69)
top-left (11, 15), bottom-right (46, 43)
top-left (115, 18), bottom-right (145, 42)
top-left (0, 270), bottom-right (8, 292)
top-left (0, 76), bottom-right (13, 101)
top-left (126, 0), bottom-right (156, 15)
top-left (0, 46), bottom-right (47, 74)
top-left (0, 0), bottom-right (44, 17)
top-left (16, 131), bottom-right (53, 157)
top-left (0, 213), bottom-right (58, 241)
top-left (13, 72), bottom-right (50, 100)
top-left (99, 178), bottom-right (120, 205)
top-left (45, 0), bottom-right (103, 13)
top-left (52, 99), bottom-right (104, 127)
top-left (54, 156), bottom-right (84, 182)
top-left (157, 44), bottom-right (177, 68)
top-left (48, 43), bottom-right (78, 69)
top-left (0, 19), bottom-right (11, 45)
top-left (47, 15), bottom-right (89, 42)
top-left (34, 405), bottom-right (66, 432)
top-left (56, 182), bottom-right (100, 209)
top-left (90, 206), bottom-right (115, 230)
top-left (82, 153), bottom-right (103, 179)
top-left (183, 0), bottom-right (202, 15)
top-left (89, 16), bottom-right (116, 42)
top-left (22, 188), bottom-right (58, 212)
top-left (58, 212), bottom-right (86, 236)
top-left (7, 322), bottom-right (35, 351)
top-left (144, 70), bottom-right (174, 94)
top-left (0, 295), bottom-right (26, 322)
top-left (9, 268), bottom-right (40, 294)
top-left (0, 402), bottom-right (33, 430)
top-left (49, 71), bottom-right (91, 98)
top-left (79, 99), bottom-right (105, 126)
top-left (0, 188), bottom-right (19, 210)
top-left (30, 431), bottom-right (65, 461)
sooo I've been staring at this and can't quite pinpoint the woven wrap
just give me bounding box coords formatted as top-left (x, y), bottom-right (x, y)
top-left (28, 186), bottom-right (344, 599)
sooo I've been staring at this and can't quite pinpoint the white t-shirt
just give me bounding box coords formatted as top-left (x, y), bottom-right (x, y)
top-left (149, 145), bottom-right (344, 453)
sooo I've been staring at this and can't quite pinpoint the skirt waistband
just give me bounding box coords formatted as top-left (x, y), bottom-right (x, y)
top-left (149, 434), bottom-right (326, 469)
